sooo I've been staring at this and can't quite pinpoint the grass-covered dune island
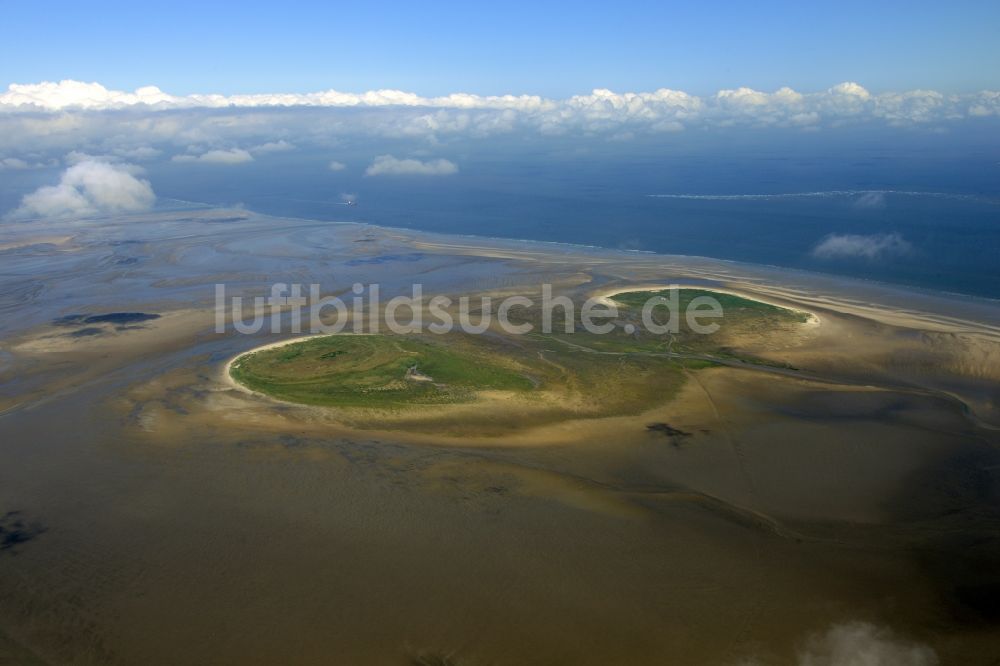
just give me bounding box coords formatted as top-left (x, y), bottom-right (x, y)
top-left (227, 288), bottom-right (813, 435)
top-left (229, 334), bottom-right (538, 408)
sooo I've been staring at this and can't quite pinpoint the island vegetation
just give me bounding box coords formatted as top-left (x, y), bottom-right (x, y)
top-left (229, 289), bottom-right (810, 427)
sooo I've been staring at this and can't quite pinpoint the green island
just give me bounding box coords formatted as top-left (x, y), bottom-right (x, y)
top-left (230, 334), bottom-right (534, 408)
top-left (228, 289), bottom-right (810, 422)
top-left (550, 288), bottom-right (810, 364)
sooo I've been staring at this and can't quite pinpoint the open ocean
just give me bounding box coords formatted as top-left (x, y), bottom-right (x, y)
top-left (5, 128), bottom-right (999, 299)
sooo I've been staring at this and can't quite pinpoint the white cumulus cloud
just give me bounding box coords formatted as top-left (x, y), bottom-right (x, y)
top-left (0, 157), bottom-right (31, 170)
top-left (365, 154), bottom-right (458, 176)
top-left (250, 140), bottom-right (295, 154)
top-left (797, 622), bottom-right (938, 666)
top-left (328, 160), bottom-right (347, 171)
top-left (0, 80), bottom-right (177, 110)
top-left (852, 191), bottom-right (887, 209)
top-left (2, 80), bottom-right (998, 132)
top-left (812, 232), bottom-right (913, 260)
top-left (8, 160), bottom-right (155, 219)
top-left (172, 148), bottom-right (254, 164)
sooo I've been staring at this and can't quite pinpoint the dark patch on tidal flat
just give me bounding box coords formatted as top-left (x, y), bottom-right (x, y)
top-left (774, 390), bottom-right (910, 422)
top-left (54, 312), bottom-right (160, 327)
top-left (647, 422), bottom-right (693, 446)
top-left (954, 583), bottom-right (1000, 622)
top-left (69, 327), bottom-right (105, 338)
top-left (895, 447), bottom-right (1000, 625)
top-left (920, 534), bottom-right (1000, 626)
top-left (0, 511), bottom-right (47, 553)
top-left (279, 434), bottom-right (306, 448)
top-left (53, 314), bottom-right (87, 326)
top-left (345, 252), bottom-right (424, 266)
top-left (891, 450), bottom-right (1000, 521)
top-left (83, 312), bottom-right (160, 325)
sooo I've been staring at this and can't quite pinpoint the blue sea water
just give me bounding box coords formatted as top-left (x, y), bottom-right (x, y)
top-left (4, 125), bottom-right (999, 299)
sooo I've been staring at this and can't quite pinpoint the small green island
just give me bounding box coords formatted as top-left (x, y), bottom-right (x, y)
top-left (229, 334), bottom-right (534, 408)
top-left (228, 288), bottom-right (811, 424)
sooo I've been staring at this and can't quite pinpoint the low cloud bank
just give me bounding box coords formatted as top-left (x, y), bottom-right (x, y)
top-left (3, 80), bottom-right (998, 131)
top-left (365, 155), bottom-right (457, 176)
top-left (8, 160), bottom-right (155, 219)
top-left (1, 82), bottom-right (998, 163)
top-left (812, 232), bottom-right (912, 260)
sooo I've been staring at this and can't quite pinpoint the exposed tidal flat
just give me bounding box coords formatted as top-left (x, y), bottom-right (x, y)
top-left (0, 207), bottom-right (999, 664)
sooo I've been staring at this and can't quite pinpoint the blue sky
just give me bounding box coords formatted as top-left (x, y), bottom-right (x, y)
top-left (3, 0), bottom-right (999, 96)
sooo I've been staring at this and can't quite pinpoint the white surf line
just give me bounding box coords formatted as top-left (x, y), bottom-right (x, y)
top-left (646, 189), bottom-right (994, 202)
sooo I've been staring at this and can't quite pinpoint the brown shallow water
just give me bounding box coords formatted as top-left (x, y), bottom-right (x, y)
top-left (1, 207), bottom-right (999, 664)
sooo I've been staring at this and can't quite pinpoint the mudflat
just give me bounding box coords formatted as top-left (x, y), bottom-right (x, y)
top-left (0, 207), bottom-right (998, 664)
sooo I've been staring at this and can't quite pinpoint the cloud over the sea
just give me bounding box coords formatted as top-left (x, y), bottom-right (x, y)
top-left (1, 80), bottom-right (998, 173)
top-left (8, 160), bottom-right (155, 219)
top-left (736, 622), bottom-right (938, 666)
top-left (365, 155), bottom-right (458, 176)
top-left (172, 148), bottom-right (254, 164)
top-left (2, 80), bottom-right (999, 131)
top-left (796, 622), bottom-right (938, 666)
top-left (0, 157), bottom-right (39, 170)
top-left (249, 140), bottom-right (294, 154)
top-left (811, 232), bottom-right (913, 260)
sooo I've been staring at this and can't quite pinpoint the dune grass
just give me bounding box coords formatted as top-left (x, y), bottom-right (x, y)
top-left (229, 288), bottom-right (808, 419)
top-left (230, 334), bottom-right (534, 408)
